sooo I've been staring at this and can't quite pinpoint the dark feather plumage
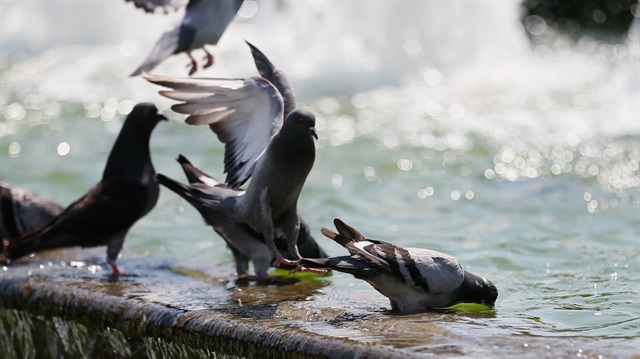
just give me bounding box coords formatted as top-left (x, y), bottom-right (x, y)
top-left (2, 103), bottom-right (165, 276)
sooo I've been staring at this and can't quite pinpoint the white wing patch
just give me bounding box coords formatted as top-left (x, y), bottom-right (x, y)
top-left (354, 241), bottom-right (389, 266)
top-left (198, 175), bottom-right (219, 188)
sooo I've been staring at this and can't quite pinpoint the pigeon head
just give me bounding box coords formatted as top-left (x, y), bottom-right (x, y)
top-left (282, 108), bottom-right (318, 140)
top-left (127, 103), bottom-right (168, 129)
top-left (458, 271), bottom-right (499, 307)
top-left (103, 103), bottom-right (166, 178)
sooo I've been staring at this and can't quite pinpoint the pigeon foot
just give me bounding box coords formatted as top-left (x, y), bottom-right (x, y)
top-left (202, 48), bottom-right (214, 69)
top-left (289, 265), bottom-right (327, 275)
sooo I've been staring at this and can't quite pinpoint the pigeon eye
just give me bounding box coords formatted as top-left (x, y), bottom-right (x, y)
top-left (298, 118), bottom-right (304, 123)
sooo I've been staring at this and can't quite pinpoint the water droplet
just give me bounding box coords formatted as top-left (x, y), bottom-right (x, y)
top-left (403, 39), bottom-right (421, 55)
top-left (397, 159), bottom-right (413, 171)
top-left (423, 69), bottom-right (441, 86)
top-left (484, 169), bottom-right (495, 179)
top-left (5, 102), bottom-right (26, 121)
top-left (331, 174), bottom-right (343, 188)
top-left (524, 15), bottom-right (546, 36)
top-left (57, 142), bottom-right (70, 156)
top-left (451, 191), bottom-right (460, 201)
top-left (8, 142), bottom-right (21, 157)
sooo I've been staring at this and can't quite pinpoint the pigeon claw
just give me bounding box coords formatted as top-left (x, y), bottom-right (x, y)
top-left (289, 265), bottom-right (327, 275)
top-left (273, 255), bottom-right (298, 268)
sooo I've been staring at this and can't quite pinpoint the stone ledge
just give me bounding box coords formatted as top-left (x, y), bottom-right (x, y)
top-left (0, 275), bottom-right (412, 359)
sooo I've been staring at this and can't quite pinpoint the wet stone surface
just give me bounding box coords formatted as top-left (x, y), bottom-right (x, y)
top-left (1, 248), bottom-right (637, 358)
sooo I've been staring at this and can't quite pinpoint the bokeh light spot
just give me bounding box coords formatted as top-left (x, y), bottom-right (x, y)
top-left (57, 142), bottom-right (70, 156)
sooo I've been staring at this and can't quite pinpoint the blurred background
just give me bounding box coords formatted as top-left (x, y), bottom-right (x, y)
top-left (1, 0), bottom-right (639, 351)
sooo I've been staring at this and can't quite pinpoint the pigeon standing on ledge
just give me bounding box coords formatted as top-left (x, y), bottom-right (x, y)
top-left (128, 0), bottom-right (245, 76)
top-left (3, 103), bottom-right (166, 277)
top-left (156, 154), bottom-right (328, 278)
top-left (0, 181), bottom-right (64, 241)
top-left (144, 42), bottom-right (321, 272)
top-left (300, 219), bottom-right (499, 313)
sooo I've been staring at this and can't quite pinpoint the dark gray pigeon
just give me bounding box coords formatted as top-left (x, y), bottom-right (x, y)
top-left (300, 219), bottom-right (499, 313)
top-left (0, 181), bottom-right (64, 241)
top-left (156, 154), bottom-right (328, 278)
top-left (2, 103), bottom-right (166, 276)
top-left (128, 0), bottom-right (245, 76)
top-left (144, 42), bottom-right (321, 271)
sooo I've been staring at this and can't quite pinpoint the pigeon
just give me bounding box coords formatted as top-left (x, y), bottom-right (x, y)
top-left (2, 103), bottom-right (166, 276)
top-left (299, 219), bottom-right (499, 313)
top-left (128, 0), bottom-right (245, 76)
top-left (144, 42), bottom-right (321, 271)
top-left (156, 154), bottom-right (328, 278)
top-left (0, 181), bottom-right (64, 241)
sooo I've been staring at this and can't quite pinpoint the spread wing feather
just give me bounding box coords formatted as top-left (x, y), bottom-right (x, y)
top-left (144, 73), bottom-right (284, 188)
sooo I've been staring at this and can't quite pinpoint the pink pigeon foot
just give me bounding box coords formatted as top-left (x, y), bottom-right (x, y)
top-left (186, 52), bottom-right (198, 76)
top-left (107, 258), bottom-right (121, 277)
top-left (202, 48), bottom-right (214, 69)
top-left (289, 265), bottom-right (328, 275)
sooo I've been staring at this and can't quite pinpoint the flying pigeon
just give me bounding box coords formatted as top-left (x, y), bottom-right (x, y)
top-left (156, 154), bottom-right (328, 278)
top-left (0, 181), bottom-right (64, 241)
top-left (2, 103), bottom-right (166, 276)
top-left (299, 218), bottom-right (499, 313)
top-left (144, 42), bottom-right (321, 271)
top-left (128, 0), bottom-right (245, 76)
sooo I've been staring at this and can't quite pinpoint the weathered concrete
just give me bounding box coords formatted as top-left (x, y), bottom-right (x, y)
top-left (1, 251), bottom-right (637, 358)
top-left (0, 275), bottom-right (412, 359)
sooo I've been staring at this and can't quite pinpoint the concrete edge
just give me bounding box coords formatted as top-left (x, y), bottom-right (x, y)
top-left (0, 275), bottom-right (415, 359)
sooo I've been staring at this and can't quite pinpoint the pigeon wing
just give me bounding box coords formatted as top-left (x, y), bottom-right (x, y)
top-left (145, 74), bottom-right (284, 188)
top-left (246, 41), bottom-right (297, 118)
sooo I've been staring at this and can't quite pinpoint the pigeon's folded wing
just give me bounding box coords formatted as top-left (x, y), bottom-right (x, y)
top-left (145, 74), bottom-right (284, 188)
top-left (356, 241), bottom-right (465, 294)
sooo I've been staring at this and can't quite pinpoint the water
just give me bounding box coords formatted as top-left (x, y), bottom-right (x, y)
top-left (1, 1), bottom-right (639, 356)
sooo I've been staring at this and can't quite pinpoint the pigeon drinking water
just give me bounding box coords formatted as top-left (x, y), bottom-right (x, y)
top-left (300, 218), bottom-right (499, 313)
top-left (3, 103), bottom-right (166, 277)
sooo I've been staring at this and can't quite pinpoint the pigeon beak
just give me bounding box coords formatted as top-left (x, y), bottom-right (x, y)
top-left (309, 127), bottom-right (318, 140)
top-left (158, 114), bottom-right (168, 122)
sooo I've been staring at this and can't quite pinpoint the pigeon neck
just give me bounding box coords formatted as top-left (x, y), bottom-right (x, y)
top-left (103, 122), bottom-right (154, 178)
top-left (273, 123), bottom-right (315, 148)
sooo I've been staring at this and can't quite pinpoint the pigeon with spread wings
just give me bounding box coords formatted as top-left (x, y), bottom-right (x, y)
top-left (128, 0), bottom-right (244, 76)
top-left (144, 42), bottom-right (321, 271)
top-left (300, 219), bottom-right (498, 313)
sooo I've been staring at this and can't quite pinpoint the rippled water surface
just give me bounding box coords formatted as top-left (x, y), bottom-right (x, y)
top-left (1, 1), bottom-right (639, 355)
